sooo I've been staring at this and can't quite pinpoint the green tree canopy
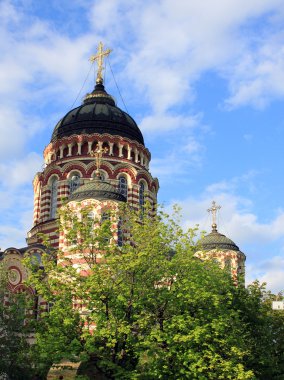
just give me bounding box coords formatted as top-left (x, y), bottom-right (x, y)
top-left (26, 203), bottom-right (284, 379)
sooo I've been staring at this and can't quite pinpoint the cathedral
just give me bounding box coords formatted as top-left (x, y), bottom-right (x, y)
top-left (0, 43), bottom-right (245, 295)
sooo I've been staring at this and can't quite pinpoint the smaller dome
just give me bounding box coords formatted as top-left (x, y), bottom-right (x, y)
top-left (198, 228), bottom-right (240, 252)
top-left (69, 179), bottom-right (126, 202)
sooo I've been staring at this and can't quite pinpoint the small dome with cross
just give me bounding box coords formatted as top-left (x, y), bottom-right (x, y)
top-left (68, 178), bottom-right (126, 203)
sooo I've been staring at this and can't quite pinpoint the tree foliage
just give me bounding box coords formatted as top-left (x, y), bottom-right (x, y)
top-left (25, 203), bottom-right (284, 379)
top-left (236, 282), bottom-right (284, 380)
top-left (0, 264), bottom-right (35, 379)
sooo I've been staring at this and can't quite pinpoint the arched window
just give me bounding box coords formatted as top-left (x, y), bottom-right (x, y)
top-left (101, 212), bottom-right (111, 243)
top-left (69, 173), bottom-right (81, 194)
top-left (224, 258), bottom-right (231, 273)
top-left (93, 172), bottom-right (105, 181)
top-left (50, 177), bottom-right (58, 218)
top-left (119, 176), bottom-right (128, 198)
top-left (139, 182), bottom-right (145, 210)
top-left (101, 212), bottom-right (109, 221)
top-left (117, 217), bottom-right (123, 247)
top-left (86, 211), bottom-right (95, 237)
top-left (30, 253), bottom-right (42, 267)
top-left (87, 211), bottom-right (95, 225)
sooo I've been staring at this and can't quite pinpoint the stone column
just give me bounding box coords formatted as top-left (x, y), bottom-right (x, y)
top-left (108, 142), bottom-right (114, 156)
top-left (59, 146), bottom-right (64, 159)
top-left (127, 145), bottom-right (132, 160)
top-left (87, 141), bottom-right (93, 154)
top-left (118, 143), bottom-right (124, 157)
top-left (134, 148), bottom-right (139, 163)
top-left (77, 142), bottom-right (82, 155)
top-left (67, 143), bottom-right (73, 157)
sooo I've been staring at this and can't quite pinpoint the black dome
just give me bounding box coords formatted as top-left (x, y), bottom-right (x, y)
top-left (51, 83), bottom-right (144, 145)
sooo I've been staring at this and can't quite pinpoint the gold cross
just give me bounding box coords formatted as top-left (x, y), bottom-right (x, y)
top-left (207, 201), bottom-right (221, 230)
top-left (90, 144), bottom-right (108, 178)
top-left (90, 42), bottom-right (112, 84)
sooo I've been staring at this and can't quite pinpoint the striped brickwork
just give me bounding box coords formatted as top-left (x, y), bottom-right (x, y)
top-left (27, 132), bottom-right (159, 248)
top-left (59, 199), bottom-right (121, 272)
top-left (195, 249), bottom-right (246, 284)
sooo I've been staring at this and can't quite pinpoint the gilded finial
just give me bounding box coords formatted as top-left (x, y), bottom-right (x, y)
top-left (90, 42), bottom-right (112, 84)
top-left (90, 144), bottom-right (108, 178)
top-left (207, 201), bottom-right (221, 232)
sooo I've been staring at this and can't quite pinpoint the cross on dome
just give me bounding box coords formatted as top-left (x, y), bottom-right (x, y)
top-left (207, 201), bottom-right (221, 232)
top-left (90, 144), bottom-right (108, 178)
top-left (90, 42), bottom-right (112, 84)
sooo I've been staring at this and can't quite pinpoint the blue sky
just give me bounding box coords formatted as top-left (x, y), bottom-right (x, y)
top-left (1, 0), bottom-right (284, 292)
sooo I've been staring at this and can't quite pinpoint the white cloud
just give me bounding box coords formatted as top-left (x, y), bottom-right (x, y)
top-left (167, 172), bottom-right (284, 249)
top-left (0, 2), bottom-right (99, 114)
top-left (0, 225), bottom-right (28, 251)
top-left (0, 106), bottom-right (45, 159)
top-left (140, 113), bottom-right (201, 134)
top-left (183, 138), bottom-right (203, 155)
top-left (87, 0), bottom-right (284, 112)
top-left (0, 185), bottom-right (34, 249)
top-left (0, 0), bottom-right (20, 25)
top-left (0, 152), bottom-right (42, 187)
top-left (150, 156), bottom-right (186, 180)
top-left (176, 184), bottom-right (284, 247)
top-left (205, 171), bottom-right (258, 196)
top-left (0, 107), bottom-right (27, 157)
top-left (246, 256), bottom-right (284, 293)
top-left (224, 40), bottom-right (284, 108)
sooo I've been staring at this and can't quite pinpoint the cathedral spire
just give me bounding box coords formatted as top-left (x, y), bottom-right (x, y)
top-left (90, 42), bottom-right (112, 85)
top-left (207, 201), bottom-right (221, 232)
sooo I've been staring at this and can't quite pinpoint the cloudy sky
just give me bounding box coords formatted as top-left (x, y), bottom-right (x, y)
top-left (1, 0), bottom-right (284, 293)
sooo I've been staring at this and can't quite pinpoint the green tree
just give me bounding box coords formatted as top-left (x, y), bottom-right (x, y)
top-left (0, 264), bottom-right (35, 379)
top-left (236, 281), bottom-right (284, 380)
top-left (26, 203), bottom-right (284, 379)
top-left (24, 246), bottom-right (84, 377)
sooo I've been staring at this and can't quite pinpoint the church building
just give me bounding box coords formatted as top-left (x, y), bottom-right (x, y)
top-left (0, 43), bottom-right (245, 294)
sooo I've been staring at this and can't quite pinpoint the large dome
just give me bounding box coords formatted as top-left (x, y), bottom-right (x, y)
top-left (51, 83), bottom-right (144, 145)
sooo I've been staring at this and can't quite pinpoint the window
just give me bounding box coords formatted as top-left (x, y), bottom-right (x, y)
top-left (101, 212), bottom-right (111, 243)
top-left (87, 211), bottom-right (95, 227)
top-left (30, 253), bottom-right (42, 267)
top-left (50, 177), bottom-right (58, 218)
top-left (69, 174), bottom-right (81, 194)
top-left (47, 302), bottom-right (54, 313)
top-left (139, 182), bottom-right (145, 209)
top-left (99, 172), bottom-right (105, 181)
top-left (101, 212), bottom-right (110, 223)
top-left (119, 176), bottom-right (128, 198)
top-left (94, 172), bottom-right (105, 181)
top-left (224, 258), bottom-right (231, 273)
top-left (85, 211), bottom-right (95, 238)
top-left (117, 217), bottom-right (123, 247)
